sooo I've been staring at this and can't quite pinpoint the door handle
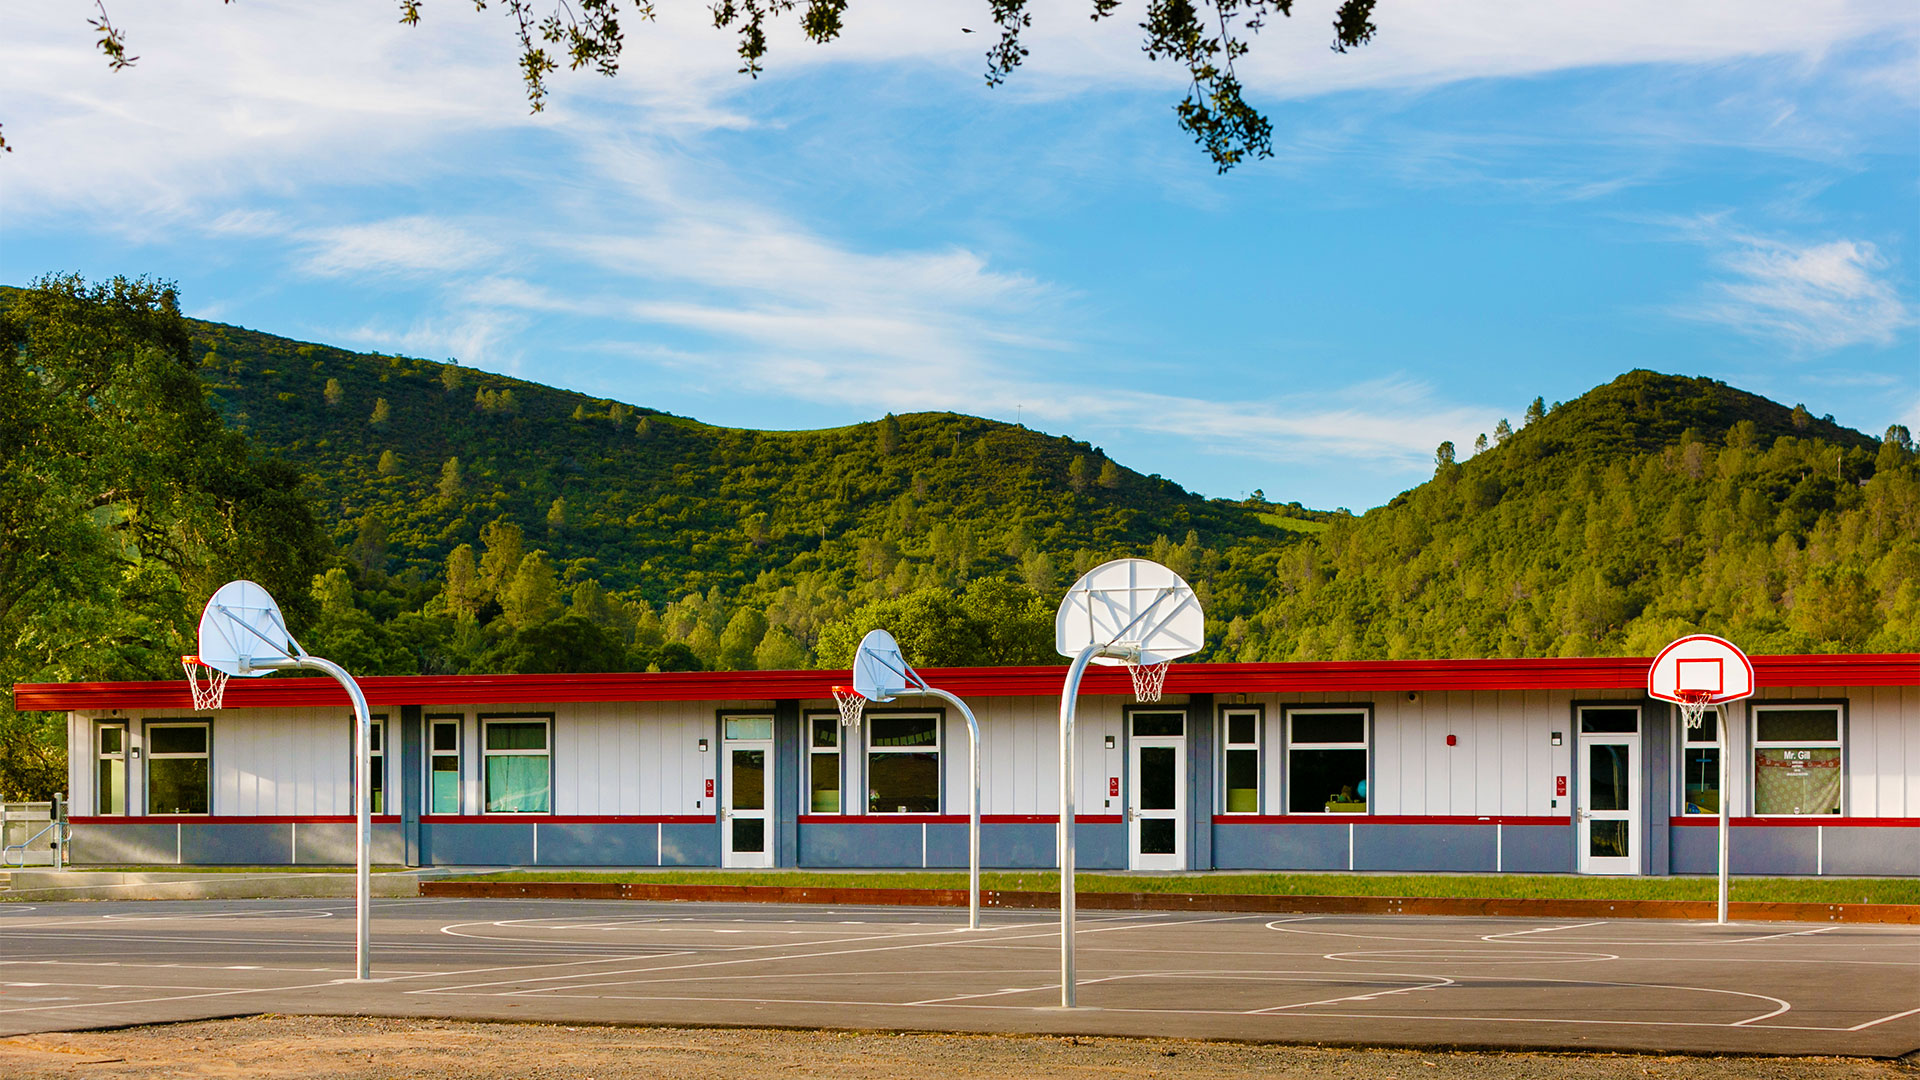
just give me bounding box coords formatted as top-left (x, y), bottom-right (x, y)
top-left (1125, 807), bottom-right (1136, 822)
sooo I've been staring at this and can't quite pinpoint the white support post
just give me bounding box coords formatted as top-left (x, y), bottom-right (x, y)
top-left (1056, 644), bottom-right (1100, 1008)
top-left (258, 654), bottom-right (373, 979)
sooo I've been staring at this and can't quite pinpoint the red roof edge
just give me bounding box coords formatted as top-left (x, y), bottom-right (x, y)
top-left (12, 654), bottom-right (1916, 712)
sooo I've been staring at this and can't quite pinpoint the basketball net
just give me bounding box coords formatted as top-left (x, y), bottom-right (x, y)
top-left (1127, 659), bottom-right (1170, 703)
top-left (181, 655), bottom-right (230, 711)
top-left (1677, 689), bottom-right (1712, 731)
top-left (831, 686), bottom-right (865, 728)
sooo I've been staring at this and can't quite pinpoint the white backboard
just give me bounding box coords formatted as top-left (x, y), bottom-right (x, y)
top-left (1055, 558), bottom-right (1204, 667)
top-left (196, 580), bottom-right (297, 677)
top-left (1648, 634), bottom-right (1754, 704)
top-left (852, 628), bottom-right (918, 702)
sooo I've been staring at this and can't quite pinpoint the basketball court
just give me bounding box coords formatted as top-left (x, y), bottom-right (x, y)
top-left (1, 898), bottom-right (1914, 1056)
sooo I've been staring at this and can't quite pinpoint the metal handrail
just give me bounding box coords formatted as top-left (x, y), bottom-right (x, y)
top-left (1, 795), bottom-right (68, 869)
top-left (1, 819), bottom-right (71, 868)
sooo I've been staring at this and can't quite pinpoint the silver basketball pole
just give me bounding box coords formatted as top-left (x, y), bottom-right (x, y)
top-left (1719, 703), bottom-right (1734, 925)
top-left (255, 653), bottom-right (374, 980)
top-left (915, 688), bottom-right (981, 930)
top-left (1056, 643), bottom-right (1104, 1008)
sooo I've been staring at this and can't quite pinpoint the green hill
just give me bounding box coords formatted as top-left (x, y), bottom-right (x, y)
top-left (1222, 371), bottom-right (1917, 660)
top-left (187, 319), bottom-right (1920, 669)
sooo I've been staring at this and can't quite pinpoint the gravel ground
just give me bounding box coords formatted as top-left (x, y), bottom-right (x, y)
top-left (0, 1016), bottom-right (1912, 1080)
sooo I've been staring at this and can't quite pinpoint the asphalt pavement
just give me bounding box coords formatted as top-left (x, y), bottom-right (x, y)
top-left (0, 898), bottom-right (1914, 1056)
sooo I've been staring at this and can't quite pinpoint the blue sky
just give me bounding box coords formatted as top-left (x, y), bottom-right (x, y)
top-left (3, 0), bottom-right (1915, 510)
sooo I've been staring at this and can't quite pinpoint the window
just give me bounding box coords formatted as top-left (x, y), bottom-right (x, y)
top-left (427, 716), bottom-right (462, 814)
top-left (1286, 708), bottom-right (1368, 814)
top-left (1753, 705), bottom-right (1843, 816)
top-left (96, 722), bottom-right (129, 815)
top-left (1220, 708), bottom-right (1261, 814)
top-left (808, 714), bottom-right (841, 813)
top-left (146, 721), bottom-right (210, 815)
top-left (1678, 707), bottom-right (1722, 816)
top-left (483, 716), bottom-right (551, 813)
top-left (349, 716), bottom-right (389, 814)
top-left (867, 713), bottom-right (940, 814)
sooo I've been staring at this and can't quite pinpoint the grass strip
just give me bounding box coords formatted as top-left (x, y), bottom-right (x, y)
top-left (440, 870), bottom-right (1918, 906)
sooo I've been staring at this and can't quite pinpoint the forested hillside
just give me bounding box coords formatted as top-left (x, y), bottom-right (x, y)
top-left (1224, 373), bottom-right (1918, 660)
top-left (177, 318), bottom-right (1920, 673)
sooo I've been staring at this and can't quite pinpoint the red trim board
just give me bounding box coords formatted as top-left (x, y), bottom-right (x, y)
top-left (18, 653), bottom-right (1916, 711)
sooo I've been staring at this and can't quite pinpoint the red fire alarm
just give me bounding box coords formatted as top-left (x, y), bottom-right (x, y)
top-left (1555, 775), bottom-right (1567, 797)
top-left (1445, 734), bottom-right (1457, 746)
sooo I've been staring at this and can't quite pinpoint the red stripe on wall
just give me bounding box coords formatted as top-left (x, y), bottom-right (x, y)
top-left (798, 814), bottom-right (1123, 825)
top-left (418, 815), bottom-right (715, 824)
top-left (69, 815), bottom-right (403, 825)
top-left (1213, 815), bottom-right (1570, 826)
top-left (1669, 816), bottom-right (1920, 827)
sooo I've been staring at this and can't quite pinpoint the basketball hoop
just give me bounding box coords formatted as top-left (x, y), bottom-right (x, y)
top-left (1675, 689), bottom-right (1712, 732)
top-left (181, 655), bottom-right (230, 711)
top-left (831, 685), bottom-right (865, 729)
top-left (1126, 659), bottom-right (1170, 703)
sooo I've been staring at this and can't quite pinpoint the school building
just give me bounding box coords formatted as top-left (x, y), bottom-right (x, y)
top-left (16, 653), bottom-right (1918, 877)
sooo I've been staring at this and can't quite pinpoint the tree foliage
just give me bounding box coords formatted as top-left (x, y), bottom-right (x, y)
top-left (45, 0), bottom-right (1376, 171)
top-left (0, 276), bottom-right (328, 797)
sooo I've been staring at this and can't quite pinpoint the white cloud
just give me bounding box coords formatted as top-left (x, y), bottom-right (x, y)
top-left (1673, 225), bottom-right (1913, 350)
top-left (302, 218), bottom-right (504, 278)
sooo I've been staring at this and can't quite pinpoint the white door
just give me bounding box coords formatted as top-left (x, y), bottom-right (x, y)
top-left (722, 716), bottom-right (774, 869)
top-left (1128, 712), bottom-right (1186, 871)
top-left (1577, 708), bottom-right (1640, 875)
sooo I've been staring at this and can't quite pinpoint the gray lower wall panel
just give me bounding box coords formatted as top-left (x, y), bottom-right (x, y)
top-left (798, 822), bottom-right (1124, 870)
top-left (1212, 823), bottom-right (1348, 870)
top-left (1672, 824), bottom-right (1918, 877)
top-left (1821, 827), bottom-right (1920, 876)
top-left (182, 823), bottom-right (293, 865)
top-left (1728, 825), bottom-right (1818, 876)
top-left (535, 823), bottom-right (660, 866)
top-left (421, 822), bottom-right (533, 866)
top-left (70, 823), bottom-right (180, 865)
top-left (1500, 825), bottom-right (1574, 873)
top-left (294, 823), bottom-right (405, 865)
top-left (1354, 825), bottom-right (1497, 873)
top-left (1670, 825), bottom-right (1720, 875)
top-left (660, 821), bottom-right (719, 867)
top-left (800, 822), bottom-right (920, 868)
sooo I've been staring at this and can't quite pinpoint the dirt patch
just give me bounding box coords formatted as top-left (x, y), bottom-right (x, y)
top-left (0, 1016), bottom-right (1909, 1080)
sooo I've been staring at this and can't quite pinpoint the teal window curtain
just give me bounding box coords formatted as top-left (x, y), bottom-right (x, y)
top-left (486, 755), bottom-right (550, 813)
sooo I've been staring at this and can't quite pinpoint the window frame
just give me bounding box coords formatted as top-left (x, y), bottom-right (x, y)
top-left (479, 713), bottom-right (554, 815)
top-left (95, 720), bottom-right (130, 816)
top-left (1218, 705), bottom-right (1263, 815)
top-left (863, 708), bottom-right (943, 816)
top-left (804, 711), bottom-right (843, 815)
top-left (425, 713), bottom-right (464, 816)
top-left (1749, 701), bottom-right (1846, 818)
top-left (349, 714), bottom-right (390, 815)
top-left (1283, 705), bottom-right (1372, 816)
top-left (143, 718), bottom-right (212, 816)
top-left (1674, 704), bottom-right (1724, 817)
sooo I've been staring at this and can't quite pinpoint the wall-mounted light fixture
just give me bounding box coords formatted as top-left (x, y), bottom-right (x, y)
top-left (698, 738), bottom-right (709, 753)
top-left (1104, 735), bottom-right (1116, 749)
top-left (1550, 732), bottom-right (1563, 746)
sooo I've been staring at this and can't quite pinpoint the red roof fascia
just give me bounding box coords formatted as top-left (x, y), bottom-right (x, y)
top-left (13, 654), bottom-right (1915, 712)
